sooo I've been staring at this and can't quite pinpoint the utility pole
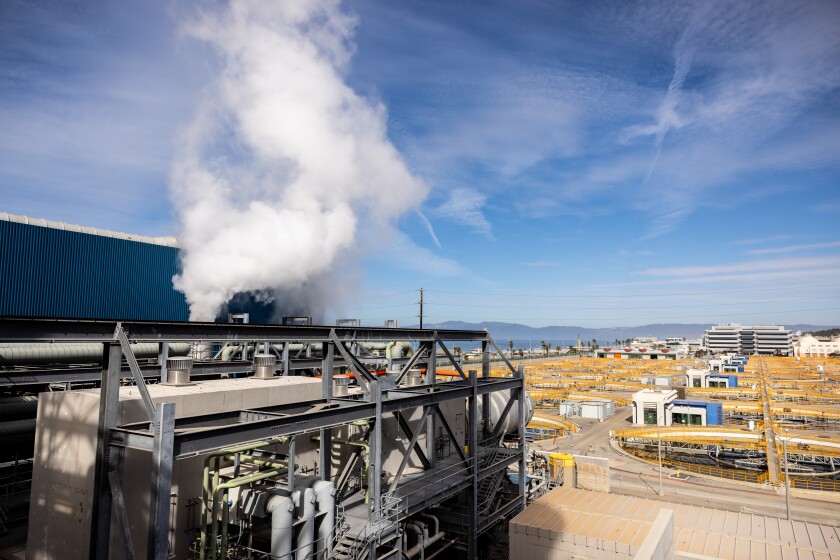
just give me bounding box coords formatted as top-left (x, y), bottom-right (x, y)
top-left (783, 432), bottom-right (791, 520)
top-left (418, 287), bottom-right (424, 329)
top-left (657, 420), bottom-right (663, 497)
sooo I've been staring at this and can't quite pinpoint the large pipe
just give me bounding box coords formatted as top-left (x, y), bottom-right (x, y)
top-left (405, 518), bottom-right (446, 559)
top-left (0, 342), bottom-right (190, 365)
top-left (266, 495), bottom-right (295, 560)
top-left (294, 488), bottom-right (316, 560)
top-left (0, 396), bottom-right (37, 420)
top-left (312, 480), bottom-right (336, 557)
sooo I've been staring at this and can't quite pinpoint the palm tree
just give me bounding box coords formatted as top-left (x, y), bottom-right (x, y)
top-left (508, 340), bottom-right (514, 358)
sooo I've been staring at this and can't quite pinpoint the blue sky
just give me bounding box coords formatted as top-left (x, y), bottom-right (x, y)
top-left (2, 0), bottom-right (839, 327)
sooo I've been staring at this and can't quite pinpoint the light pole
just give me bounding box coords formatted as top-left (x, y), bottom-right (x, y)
top-left (657, 417), bottom-right (663, 497)
top-left (782, 431), bottom-right (791, 520)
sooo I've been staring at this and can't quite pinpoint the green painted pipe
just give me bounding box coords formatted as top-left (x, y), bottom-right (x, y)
top-left (199, 438), bottom-right (287, 560)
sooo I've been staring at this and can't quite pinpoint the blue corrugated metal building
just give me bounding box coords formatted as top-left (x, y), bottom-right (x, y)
top-left (0, 214), bottom-right (189, 321)
top-left (672, 400), bottom-right (723, 425)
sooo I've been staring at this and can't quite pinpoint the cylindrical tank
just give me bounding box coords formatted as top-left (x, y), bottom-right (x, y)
top-left (253, 354), bottom-right (277, 379)
top-left (164, 356), bottom-right (193, 385)
top-left (477, 389), bottom-right (535, 435)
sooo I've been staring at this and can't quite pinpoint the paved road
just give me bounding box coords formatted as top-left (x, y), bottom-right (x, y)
top-left (531, 406), bottom-right (840, 524)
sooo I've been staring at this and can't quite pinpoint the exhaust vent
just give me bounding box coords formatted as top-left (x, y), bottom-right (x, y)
top-left (164, 356), bottom-right (193, 386)
top-left (253, 353), bottom-right (277, 379)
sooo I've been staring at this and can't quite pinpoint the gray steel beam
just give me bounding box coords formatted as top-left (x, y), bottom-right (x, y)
top-left (108, 452), bottom-right (135, 560)
top-left (149, 402), bottom-right (175, 560)
top-left (434, 334), bottom-right (467, 380)
top-left (393, 411), bottom-right (431, 469)
top-left (389, 408), bottom-right (431, 493)
top-left (116, 325), bottom-right (156, 422)
top-left (0, 317), bottom-right (487, 343)
top-left (92, 342), bottom-right (123, 560)
top-left (393, 342), bottom-right (429, 386)
top-left (110, 378), bottom-right (515, 458)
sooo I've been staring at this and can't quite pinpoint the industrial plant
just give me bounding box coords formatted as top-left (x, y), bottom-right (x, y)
top-left (2, 213), bottom-right (840, 560)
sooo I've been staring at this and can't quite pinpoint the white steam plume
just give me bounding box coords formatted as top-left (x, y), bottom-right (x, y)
top-left (171, 1), bottom-right (428, 321)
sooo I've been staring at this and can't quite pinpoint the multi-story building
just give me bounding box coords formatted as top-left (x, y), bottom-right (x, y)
top-left (703, 324), bottom-right (793, 355)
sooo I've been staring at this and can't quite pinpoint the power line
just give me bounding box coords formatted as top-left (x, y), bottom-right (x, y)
top-left (425, 282), bottom-right (840, 299)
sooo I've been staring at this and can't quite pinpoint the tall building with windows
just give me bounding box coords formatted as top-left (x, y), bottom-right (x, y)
top-left (703, 324), bottom-right (793, 355)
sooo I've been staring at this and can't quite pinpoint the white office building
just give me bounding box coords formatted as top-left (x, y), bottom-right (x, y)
top-left (703, 324), bottom-right (793, 356)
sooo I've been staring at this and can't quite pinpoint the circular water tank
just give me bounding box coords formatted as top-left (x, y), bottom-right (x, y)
top-left (477, 389), bottom-right (535, 435)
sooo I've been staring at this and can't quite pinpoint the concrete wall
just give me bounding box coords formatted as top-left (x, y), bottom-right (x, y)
top-left (574, 456), bottom-right (610, 493)
top-left (27, 377), bottom-right (323, 560)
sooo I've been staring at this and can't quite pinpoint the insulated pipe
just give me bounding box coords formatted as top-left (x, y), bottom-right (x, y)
top-left (294, 488), bottom-right (316, 560)
top-left (266, 495), bottom-right (295, 560)
top-left (0, 342), bottom-right (190, 365)
top-left (312, 480), bottom-right (336, 557)
top-left (0, 396), bottom-right (37, 420)
top-left (385, 341), bottom-right (414, 360)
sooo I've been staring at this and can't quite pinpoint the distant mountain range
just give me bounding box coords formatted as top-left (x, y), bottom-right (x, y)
top-left (410, 321), bottom-right (838, 345)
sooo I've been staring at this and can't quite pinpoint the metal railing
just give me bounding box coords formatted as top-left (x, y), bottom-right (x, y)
top-left (631, 449), bottom-right (770, 484)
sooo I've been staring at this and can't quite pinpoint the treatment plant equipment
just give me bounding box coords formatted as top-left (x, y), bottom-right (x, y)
top-left (0, 318), bottom-right (532, 560)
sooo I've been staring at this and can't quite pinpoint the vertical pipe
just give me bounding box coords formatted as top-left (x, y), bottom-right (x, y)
top-left (295, 488), bottom-right (316, 560)
top-left (313, 481), bottom-right (336, 557)
top-left (266, 496), bottom-right (294, 560)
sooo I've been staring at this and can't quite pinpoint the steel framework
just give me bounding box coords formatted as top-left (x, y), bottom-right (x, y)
top-left (0, 318), bottom-right (527, 560)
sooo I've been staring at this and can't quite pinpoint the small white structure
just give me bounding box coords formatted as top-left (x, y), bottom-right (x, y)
top-left (631, 389), bottom-right (677, 426)
top-left (795, 334), bottom-right (840, 357)
top-left (653, 375), bottom-right (671, 387)
top-left (579, 400), bottom-right (615, 422)
top-left (686, 368), bottom-right (708, 388)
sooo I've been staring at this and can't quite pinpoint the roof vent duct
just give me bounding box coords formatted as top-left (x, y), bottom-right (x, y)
top-left (253, 353), bottom-right (277, 379)
top-left (164, 356), bottom-right (193, 386)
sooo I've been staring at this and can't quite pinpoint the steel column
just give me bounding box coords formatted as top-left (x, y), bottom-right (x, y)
top-left (320, 341), bottom-right (334, 481)
top-left (426, 338), bottom-right (437, 468)
top-left (148, 402), bottom-right (175, 560)
top-left (517, 366), bottom-right (526, 508)
top-left (371, 382), bottom-right (383, 521)
top-left (158, 342), bottom-right (169, 384)
top-left (92, 342), bottom-right (123, 560)
top-left (481, 341), bottom-right (491, 438)
top-left (468, 369), bottom-right (479, 560)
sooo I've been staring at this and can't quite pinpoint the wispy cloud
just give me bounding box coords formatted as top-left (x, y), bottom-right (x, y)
top-left (637, 256), bottom-right (840, 278)
top-left (749, 241), bottom-right (840, 255)
top-left (415, 209), bottom-right (442, 249)
top-left (385, 232), bottom-right (466, 277)
top-left (730, 235), bottom-right (793, 246)
top-left (433, 187), bottom-right (494, 239)
top-left (812, 200), bottom-right (840, 214)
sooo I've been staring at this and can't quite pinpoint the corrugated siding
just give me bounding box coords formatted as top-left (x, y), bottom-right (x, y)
top-left (0, 220), bottom-right (189, 321)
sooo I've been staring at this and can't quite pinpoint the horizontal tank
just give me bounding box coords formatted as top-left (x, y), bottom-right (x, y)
top-left (478, 389), bottom-right (534, 435)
